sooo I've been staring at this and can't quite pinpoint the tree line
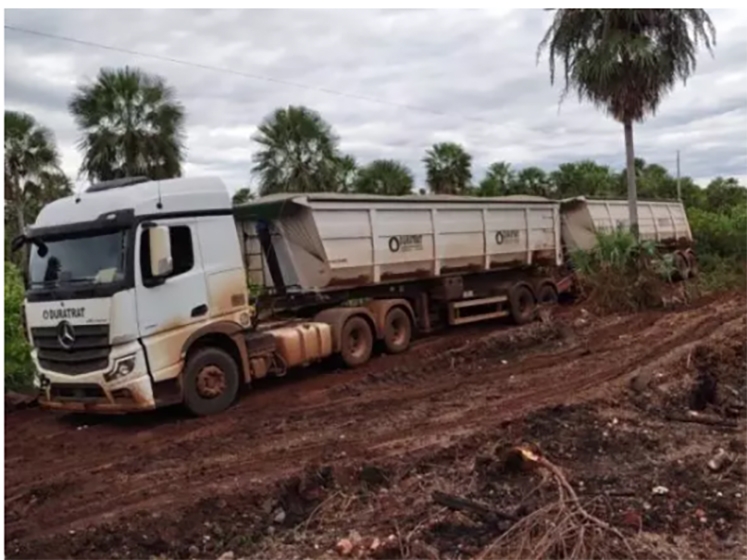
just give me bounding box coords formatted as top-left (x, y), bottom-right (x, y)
top-left (5, 9), bottom-right (733, 245)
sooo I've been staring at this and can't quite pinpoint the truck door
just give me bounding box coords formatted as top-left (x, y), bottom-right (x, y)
top-left (135, 219), bottom-right (209, 382)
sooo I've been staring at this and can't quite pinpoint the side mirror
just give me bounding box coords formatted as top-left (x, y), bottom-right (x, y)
top-left (149, 225), bottom-right (173, 278)
top-left (11, 234), bottom-right (26, 253)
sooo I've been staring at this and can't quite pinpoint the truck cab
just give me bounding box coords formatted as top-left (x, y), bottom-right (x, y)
top-left (17, 176), bottom-right (253, 414)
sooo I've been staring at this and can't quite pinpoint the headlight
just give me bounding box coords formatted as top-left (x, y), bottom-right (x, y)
top-left (103, 355), bottom-right (136, 382)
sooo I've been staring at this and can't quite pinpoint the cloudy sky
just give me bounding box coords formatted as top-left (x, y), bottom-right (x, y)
top-left (5, 8), bottom-right (747, 194)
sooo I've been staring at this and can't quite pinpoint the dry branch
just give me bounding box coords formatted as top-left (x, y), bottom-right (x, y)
top-left (664, 413), bottom-right (738, 428)
top-left (431, 490), bottom-right (518, 522)
top-left (474, 447), bottom-right (676, 560)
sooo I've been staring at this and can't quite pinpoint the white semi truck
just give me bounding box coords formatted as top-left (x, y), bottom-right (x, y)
top-left (13, 176), bottom-right (694, 416)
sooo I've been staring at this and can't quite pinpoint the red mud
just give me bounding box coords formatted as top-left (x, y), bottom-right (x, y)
top-left (4, 292), bottom-right (746, 559)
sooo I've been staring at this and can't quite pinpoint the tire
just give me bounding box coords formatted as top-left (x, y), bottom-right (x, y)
top-left (685, 250), bottom-right (698, 278)
top-left (183, 347), bottom-right (240, 416)
top-left (509, 284), bottom-right (536, 325)
top-left (536, 283), bottom-right (558, 306)
top-left (673, 251), bottom-right (690, 281)
top-left (383, 307), bottom-right (412, 354)
top-left (340, 316), bottom-right (374, 368)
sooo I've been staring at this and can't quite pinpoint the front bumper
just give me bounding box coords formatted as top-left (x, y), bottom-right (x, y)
top-left (34, 342), bottom-right (158, 414)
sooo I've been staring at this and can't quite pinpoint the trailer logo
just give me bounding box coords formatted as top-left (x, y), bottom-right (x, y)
top-left (42, 307), bottom-right (85, 321)
top-left (388, 234), bottom-right (423, 253)
top-left (57, 320), bottom-right (76, 349)
top-left (495, 230), bottom-right (520, 245)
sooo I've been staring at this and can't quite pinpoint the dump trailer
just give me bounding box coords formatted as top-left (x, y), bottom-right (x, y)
top-left (15, 178), bottom-right (572, 416)
top-left (559, 197), bottom-right (697, 277)
top-left (236, 192), bottom-right (571, 324)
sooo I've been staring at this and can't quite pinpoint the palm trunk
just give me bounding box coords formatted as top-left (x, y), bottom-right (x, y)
top-left (14, 184), bottom-right (29, 278)
top-left (624, 119), bottom-right (639, 239)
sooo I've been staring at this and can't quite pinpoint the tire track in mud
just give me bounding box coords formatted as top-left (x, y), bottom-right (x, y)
top-left (4, 294), bottom-right (744, 545)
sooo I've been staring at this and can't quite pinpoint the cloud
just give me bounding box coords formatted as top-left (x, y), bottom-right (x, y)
top-left (5, 8), bottom-right (747, 195)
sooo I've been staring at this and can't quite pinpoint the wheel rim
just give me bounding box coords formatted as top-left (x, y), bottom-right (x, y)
top-left (196, 365), bottom-right (226, 399)
top-left (388, 315), bottom-right (407, 346)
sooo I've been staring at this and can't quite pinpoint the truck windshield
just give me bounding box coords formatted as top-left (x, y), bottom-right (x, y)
top-left (29, 231), bottom-right (128, 288)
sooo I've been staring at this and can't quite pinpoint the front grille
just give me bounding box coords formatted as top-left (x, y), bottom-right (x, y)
top-left (31, 324), bottom-right (110, 375)
top-left (50, 383), bottom-right (106, 401)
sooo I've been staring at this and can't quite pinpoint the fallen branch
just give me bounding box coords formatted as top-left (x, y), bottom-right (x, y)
top-left (432, 490), bottom-right (518, 522)
top-left (475, 447), bottom-right (675, 560)
top-left (664, 413), bottom-right (738, 428)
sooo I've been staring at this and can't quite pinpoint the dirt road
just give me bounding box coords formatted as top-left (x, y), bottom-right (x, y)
top-left (4, 292), bottom-right (745, 558)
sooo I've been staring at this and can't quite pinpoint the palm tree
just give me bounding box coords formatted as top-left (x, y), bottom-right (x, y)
top-left (423, 142), bottom-right (472, 195)
top-left (354, 160), bottom-right (414, 196)
top-left (4, 111), bottom-right (69, 235)
top-left (232, 187), bottom-right (255, 206)
top-left (333, 154), bottom-right (359, 193)
top-left (476, 162), bottom-right (514, 197)
top-left (538, 9), bottom-right (715, 235)
top-left (69, 66), bottom-right (186, 182)
top-left (251, 105), bottom-right (341, 196)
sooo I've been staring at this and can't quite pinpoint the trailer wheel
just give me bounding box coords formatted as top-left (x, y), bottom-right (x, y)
top-left (685, 250), bottom-right (698, 278)
top-left (537, 283), bottom-right (558, 306)
top-left (673, 251), bottom-right (690, 281)
top-left (340, 316), bottom-right (374, 368)
top-left (383, 307), bottom-right (412, 354)
top-left (509, 284), bottom-right (536, 325)
top-left (183, 347), bottom-right (240, 416)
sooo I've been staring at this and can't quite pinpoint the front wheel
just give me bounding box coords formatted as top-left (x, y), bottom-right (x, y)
top-left (183, 347), bottom-right (240, 416)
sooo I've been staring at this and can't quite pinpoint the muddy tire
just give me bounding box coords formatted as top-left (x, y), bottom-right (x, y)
top-left (340, 316), bottom-right (374, 368)
top-left (685, 250), bottom-right (698, 278)
top-left (509, 284), bottom-right (536, 325)
top-left (673, 251), bottom-right (690, 281)
top-left (183, 347), bottom-right (240, 416)
top-left (537, 283), bottom-right (558, 306)
top-left (383, 307), bottom-right (412, 354)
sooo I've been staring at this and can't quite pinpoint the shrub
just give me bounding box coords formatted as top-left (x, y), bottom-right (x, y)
top-left (688, 206), bottom-right (747, 262)
top-left (687, 205), bottom-right (747, 292)
top-left (570, 230), bottom-right (675, 313)
top-left (4, 261), bottom-right (33, 391)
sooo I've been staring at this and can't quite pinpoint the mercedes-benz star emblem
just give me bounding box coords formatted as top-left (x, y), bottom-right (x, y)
top-left (57, 320), bottom-right (76, 349)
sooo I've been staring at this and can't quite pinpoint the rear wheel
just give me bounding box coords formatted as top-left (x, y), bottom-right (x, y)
top-left (383, 307), bottom-right (412, 354)
top-left (183, 347), bottom-right (240, 416)
top-left (537, 283), bottom-right (558, 306)
top-left (509, 284), bottom-right (536, 325)
top-left (340, 316), bottom-right (374, 368)
top-left (685, 250), bottom-right (698, 278)
top-left (673, 251), bottom-right (690, 281)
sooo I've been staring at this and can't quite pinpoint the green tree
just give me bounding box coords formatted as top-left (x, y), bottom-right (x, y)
top-left (423, 142), bottom-right (472, 195)
top-left (251, 105), bottom-right (341, 196)
top-left (69, 66), bottom-right (186, 182)
top-left (334, 154), bottom-right (359, 193)
top-left (232, 187), bottom-right (255, 205)
top-left (476, 162), bottom-right (514, 197)
top-left (354, 159), bottom-right (414, 196)
top-left (538, 9), bottom-right (716, 235)
top-left (4, 261), bottom-right (32, 391)
top-left (551, 160), bottom-right (618, 199)
top-left (4, 111), bottom-right (68, 235)
top-left (4, 111), bottom-right (73, 269)
top-left (512, 166), bottom-right (555, 197)
top-left (705, 177), bottom-right (747, 214)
